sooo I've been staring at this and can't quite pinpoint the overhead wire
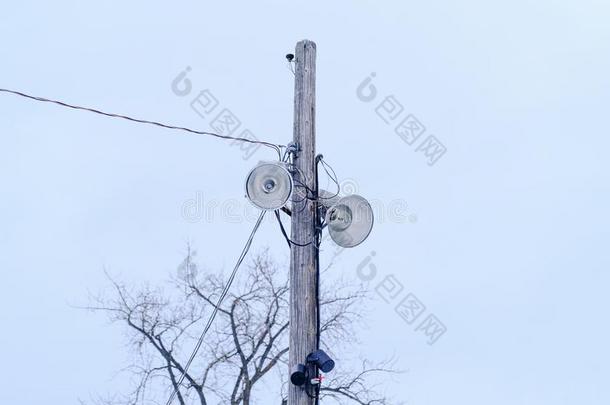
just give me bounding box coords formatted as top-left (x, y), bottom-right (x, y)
top-left (1, 87), bottom-right (343, 403)
top-left (166, 211), bottom-right (267, 405)
top-left (0, 88), bottom-right (284, 158)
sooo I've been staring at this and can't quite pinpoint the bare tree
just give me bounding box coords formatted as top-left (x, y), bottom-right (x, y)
top-left (86, 248), bottom-right (398, 405)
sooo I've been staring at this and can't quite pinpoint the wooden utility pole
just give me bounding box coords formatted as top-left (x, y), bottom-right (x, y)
top-left (288, 39), bottom-right (319, 405)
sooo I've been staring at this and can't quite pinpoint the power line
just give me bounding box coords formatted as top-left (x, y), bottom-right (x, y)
top-left (0, 88), bottom-right (284, 156)
top-left (166, 210), bottom-right (267, 405)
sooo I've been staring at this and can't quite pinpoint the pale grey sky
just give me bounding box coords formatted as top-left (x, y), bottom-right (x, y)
top-left (1, 1), bottom-right (609, 404)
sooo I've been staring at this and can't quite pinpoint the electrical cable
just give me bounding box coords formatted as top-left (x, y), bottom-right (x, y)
top-left (314, 156), bottom-right (322, 405)
top-left (291, 165), bottom-right (316, 195)
top-left (317, 157), bottom-right (341, 200)
top-left (283, 151), bottom-right (310, 211)
top-left (0, 88), bottom-right (284, 157)
top-left (289, 158), bottom-right (340, 203)
top-left (166, 211), bottom-right (267, 405)
top-left (274, 210), bottom-right (313, 247)
top-left (289, 164), bottom-right (317, 212)
top-left (3, 84), bottom-right (333, 403)
top-left (274, 210), bottom-right (292, 248)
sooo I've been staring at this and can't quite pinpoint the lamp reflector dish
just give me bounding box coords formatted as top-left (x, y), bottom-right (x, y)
top-left (245, 162), bottom-right (293, 210)
top-left (326, 194), bottom-right (374, 248)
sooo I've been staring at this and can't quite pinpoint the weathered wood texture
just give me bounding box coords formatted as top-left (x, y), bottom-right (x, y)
top-left (288, 39), bottom-right (318, 405)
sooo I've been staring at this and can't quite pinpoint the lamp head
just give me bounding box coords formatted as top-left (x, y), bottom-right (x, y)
top-left (324, 194), bottom-right (374, 248)
top-left (307, 349), bottom-right (335, 373)
top-left (290, 363), bottom-right (307, 386)
top-left (245, 161), bottom-right (293, 210)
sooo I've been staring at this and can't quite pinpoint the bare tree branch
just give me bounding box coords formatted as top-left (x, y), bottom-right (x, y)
top-left (86, 248), bottom-right (399, 405)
